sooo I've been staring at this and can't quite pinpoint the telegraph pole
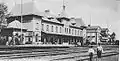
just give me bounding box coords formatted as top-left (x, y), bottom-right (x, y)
top-left (21, 0), bottom-right (23, 36)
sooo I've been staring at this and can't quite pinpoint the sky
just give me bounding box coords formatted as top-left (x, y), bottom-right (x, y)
top-left (0, 0), bottom-right (120, 40)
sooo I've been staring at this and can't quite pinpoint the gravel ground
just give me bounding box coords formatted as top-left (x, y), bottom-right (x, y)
top-left (89, 55), bottom-right (119, 61)
top-left (101, 55), bottom-right (118, 61)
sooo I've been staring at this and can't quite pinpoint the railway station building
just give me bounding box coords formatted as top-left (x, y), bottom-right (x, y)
top-left (7, 2), bottom-right (86, 45)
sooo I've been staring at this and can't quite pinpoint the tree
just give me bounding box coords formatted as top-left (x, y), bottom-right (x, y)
top-left (110, 32), bottom-right (116, 43)
top-left (0, 3), bottom-right (10, 29)
top-left (100, 29), bottom-right (109, 42)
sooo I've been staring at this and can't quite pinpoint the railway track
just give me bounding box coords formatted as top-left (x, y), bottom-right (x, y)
top-left (0, 48), bottom-right (88, 59)
top-left (0, 46), bottom-right (118, 61)
top-left (51, 51), bottom-right (118, 61)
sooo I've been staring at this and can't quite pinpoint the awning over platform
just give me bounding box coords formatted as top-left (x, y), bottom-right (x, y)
top-left (7, 20), bottom-right (27, 29)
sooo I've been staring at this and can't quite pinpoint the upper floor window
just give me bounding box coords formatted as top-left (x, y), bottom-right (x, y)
top-left (46, 25), bottom-right (49, 31)
top-left (75, 30), bottom-right (76, 35)
top-left (78, 30), bottom-right (79, 35)
top-left (80, 31), bottom-right (83, 35)
top-left (60, 27), bottom-right (62, 33)
top-left (51, 26), bottom-right (54, 32)
top-left (80, 30), bottom-right (82, 36)
top-left (79, 30), bottom-right (81, 35)
top-left (56, 26), bottom-right (58, 33)
top-left (72, 29), bottom-right (74, 35)
top-left (69, 29), bottom-right (71, 34)
top-left (67, 28), bottom-right (68, 33)
top-left (65, 28), bottom-right (67, 33)
top-left (42, 24), bottom-right (44, 31)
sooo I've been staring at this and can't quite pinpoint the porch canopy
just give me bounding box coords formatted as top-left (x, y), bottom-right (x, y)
top-left (1, 20), bottom-right (27, 36)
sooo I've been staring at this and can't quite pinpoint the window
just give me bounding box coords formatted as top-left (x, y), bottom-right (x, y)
top-left (72, 29), bottom-right (74, 35)
top-left (56, 26), bottom-right (58, 33)
top-left (51, 26), bottom-right (53, 32)
top-left (80, 30), bottom-right (81, 36)
top-left (36, 23), bottom-right (39, 30)
top-left (60, 27), bottom-right (62, 33)
top-left (69, 29), bottom-right (71, 34)
top-left (75, 30), bottom-right (76, 35)
top-left (67, 28), bottom-right (68, 33)
top-left (78, 30), bottom-right (79, 35)
top-left (65, 28), bottom-right (67, 33)
top-left (80, 30), bottom-right (82, 36)
top-left (42, 24), bottom-right (44, 31)
top-left (46, 25), bottom-right (49, 31)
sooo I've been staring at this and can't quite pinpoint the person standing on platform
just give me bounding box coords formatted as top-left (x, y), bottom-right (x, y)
top-left (88, 45), bottom-right (95, 61)
top-left (13, 33), bottom-right (20, 45)
top-left (19, 34), bottom-right (24, 45)
top-left (6, 36), bottom-right (12, 45)
top-left (96, 43), bottom-right (104, 61)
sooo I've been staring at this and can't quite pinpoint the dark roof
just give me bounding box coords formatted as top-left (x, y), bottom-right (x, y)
top-left (42, 19), bottom-right (64, 26)
top-left (69, 25), bottom-right (83, 30)
top-left (101, 28), bottom-right (109, 31)
top-left (74, 18), bottom-right (85, 26)
top-left (87, 26), bottom-right (101, 30)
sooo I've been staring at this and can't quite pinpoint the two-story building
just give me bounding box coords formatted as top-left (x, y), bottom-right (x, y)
top-left (7, 1), bottom-right (86, 45)
top-left (86, 25), bottom-right (101, 44)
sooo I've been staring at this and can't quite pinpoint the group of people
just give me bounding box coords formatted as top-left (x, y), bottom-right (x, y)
top-left (6, 33), bottom-right (25, 45)
top-left (88, 43), bottom-right (104, 61)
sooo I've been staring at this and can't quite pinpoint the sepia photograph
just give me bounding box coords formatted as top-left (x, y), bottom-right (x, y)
top-left (0, 0), bottom-right (119, 61)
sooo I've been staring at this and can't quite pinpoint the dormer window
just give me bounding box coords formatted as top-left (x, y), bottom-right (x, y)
top-left (71, 18), bottom-right (76, 25)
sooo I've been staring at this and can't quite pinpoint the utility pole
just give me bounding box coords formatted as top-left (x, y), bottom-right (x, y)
top-left (90, 12), bottom-right (92, 26)
top-left (20, 0), bottom-right (23, 36)
top-left (89, 12), bottom-right (92, 44)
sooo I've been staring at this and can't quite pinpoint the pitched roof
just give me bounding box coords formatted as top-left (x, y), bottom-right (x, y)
top-left (42, 17), bottom-right (60, 24)
top-left (11, 2), bottom-right (44, 16)
top-left (87, 26), bottom-right (101, 30)
top-left (70, 18), bottom-right (85, 27)
top-left (43, 10), bottom-right (56, 18)
top-left (101, 28), bottom-right (109, 31)
top-left (7, 20), bottom-right (26, 29)
top-left (75, 18), bottom-right (85, 26)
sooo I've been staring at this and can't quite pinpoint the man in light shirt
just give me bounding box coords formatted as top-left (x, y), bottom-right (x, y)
top-left (88, 45), bottom-right (95, 61)
top-left (97, 43), bottom-right (104, 61)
